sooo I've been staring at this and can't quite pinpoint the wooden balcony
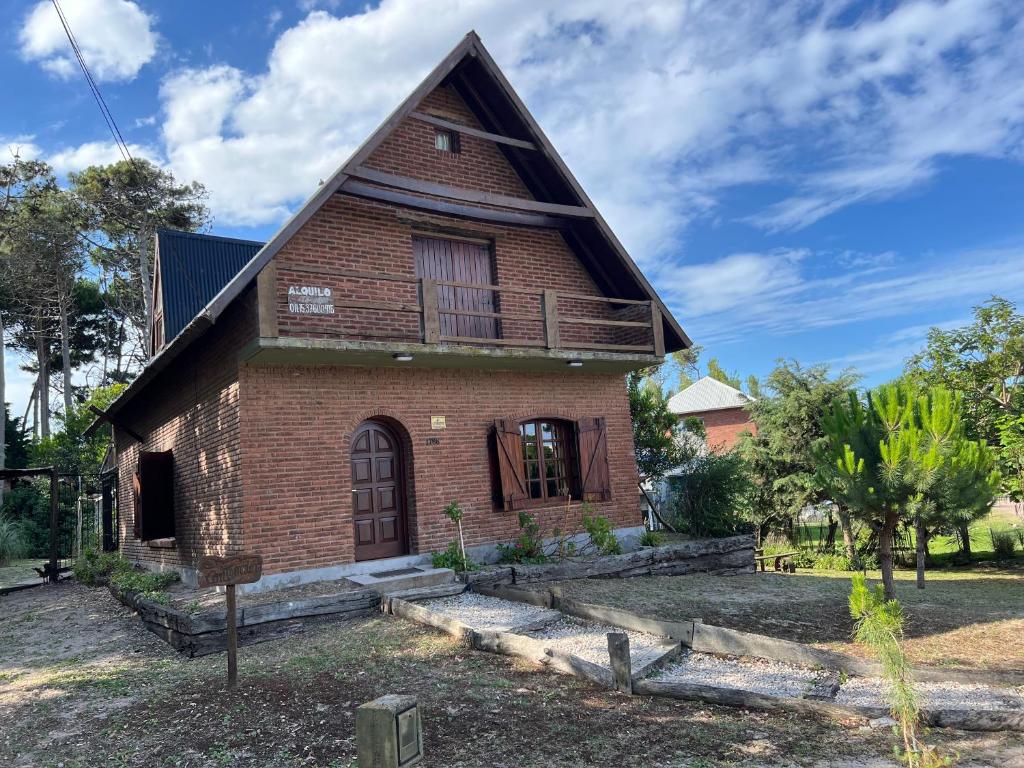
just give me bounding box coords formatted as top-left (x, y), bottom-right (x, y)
top-left (275, 268), bottom-right (664, 353)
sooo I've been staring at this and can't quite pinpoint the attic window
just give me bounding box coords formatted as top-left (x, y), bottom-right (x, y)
top-left (434, 129), bottom-right (460, 154)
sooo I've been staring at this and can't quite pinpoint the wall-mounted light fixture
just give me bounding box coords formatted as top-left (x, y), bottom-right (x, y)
top-left (567, 360), bottom-right (584, 368)
top-left (392, 352), bottom-right (414, 362)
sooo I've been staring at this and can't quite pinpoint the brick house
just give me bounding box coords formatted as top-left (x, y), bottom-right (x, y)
top-left (91, 32), bottom-right (690, 591)
top-left (667, 377), bottom-right (755, 452)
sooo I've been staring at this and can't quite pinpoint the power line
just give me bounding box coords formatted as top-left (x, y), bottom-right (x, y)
top-left (50, 0), bottom-right (134, 165)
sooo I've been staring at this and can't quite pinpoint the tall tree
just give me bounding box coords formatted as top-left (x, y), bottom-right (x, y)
top-left (706, 357), bottom-right (742, 390)
top-left (820, 380), bottom-right (1000, 599)
top-left (738, 360), bottom-right (859, 549)
top-left (906, 297), bottom-right (1024, 551)
top-left (70, 159), bottom-right (209, 371)
top-left (0, 152), bottom-right (55, 490)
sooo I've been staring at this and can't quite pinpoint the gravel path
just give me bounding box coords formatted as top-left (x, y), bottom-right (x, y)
top-left (423, 592), bottom-right (557, 631)
top-left (836, 678), bottom-right (1024, 711)
top-left (652, 650), bottom-right (819, 698)
top-left (526, 616), bottom-right (670, 667)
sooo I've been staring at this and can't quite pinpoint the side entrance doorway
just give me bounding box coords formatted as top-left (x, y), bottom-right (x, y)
top-left (351, 420), bottom-right (409, 561)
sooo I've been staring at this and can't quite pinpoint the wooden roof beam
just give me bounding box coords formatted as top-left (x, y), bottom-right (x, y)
top-left (337, 179), bottom-right (570, 229)
top-left (345, 166), bottom-right (595, 218)
top-left (409, 110), bottom-right (536, 150)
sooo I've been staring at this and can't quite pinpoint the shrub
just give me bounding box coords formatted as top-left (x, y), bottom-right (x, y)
top-left (110, 562), bottom-right (179, 602)
top-left (72, 546), bottom-right (121, 586)
top-left (431, 541), bottom-right (478, 572)
top-left (639, 528), bottom-right (665, 547)
top-left (582, 511), bottom-right (621, 556)
top-left (991, 530), bottom-right (1016, 560)
top-left (0, 513), bottom-right (28, 566)
top-left (789, 549), bottom-right (818, 569)
top-left (496, 511), bottom-right (548, 564)
top-left (664, 452), bottom-right (752, 537)
top-left (813, 552), bottom-right (855, 571)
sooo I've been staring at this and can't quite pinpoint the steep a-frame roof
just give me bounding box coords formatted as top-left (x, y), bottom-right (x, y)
top-left (99, 31), bottom-right (691, 422)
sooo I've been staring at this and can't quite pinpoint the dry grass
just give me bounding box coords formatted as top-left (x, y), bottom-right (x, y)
top-left (548, 565), bottom-right (1024, 671)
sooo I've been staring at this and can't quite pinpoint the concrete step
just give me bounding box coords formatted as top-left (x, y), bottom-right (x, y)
top-left (347, 566), bottom-right (455, 594)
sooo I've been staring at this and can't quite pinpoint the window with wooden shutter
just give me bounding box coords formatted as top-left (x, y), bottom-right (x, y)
top-left (577, 417), bottom-right (611, 502)
top-left (492, 419), bottom-right (529, 511)
top-left (136, 450), bottom-right (175, 540)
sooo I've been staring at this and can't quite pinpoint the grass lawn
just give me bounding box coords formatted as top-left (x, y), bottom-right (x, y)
top-left (549, 564), bottom-right (1024, 672)
top-left (4, 583), bottom-right (1021, 767)
top-left (0, 559), bottom-right (46, 590)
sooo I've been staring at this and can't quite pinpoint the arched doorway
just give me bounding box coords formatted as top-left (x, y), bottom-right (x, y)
top-left (351, 420), bottom-right (409, 561)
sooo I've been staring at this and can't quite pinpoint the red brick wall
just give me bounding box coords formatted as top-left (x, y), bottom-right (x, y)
top-left (114, 289), bottom-right (257, 571)
top-left (695, 407), bottom-right (756, 452)
top-left (238, 364), bottom-right (640, 576)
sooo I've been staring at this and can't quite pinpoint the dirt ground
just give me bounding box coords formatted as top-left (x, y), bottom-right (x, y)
top-left (2, 582), bottom-right (1023, 767)
top-left (547, 565), bottom-right (1024, 671)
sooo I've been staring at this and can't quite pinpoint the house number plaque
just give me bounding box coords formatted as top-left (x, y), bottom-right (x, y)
top-left (430, 416), bottom-right (446, 430)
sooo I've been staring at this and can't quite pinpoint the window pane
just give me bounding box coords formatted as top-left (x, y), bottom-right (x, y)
top-left (547, 478), bottom-right (559, 498)
top-left (523, 441), bottom-right (537, 461)
top-left (530, 479), bottom-right (543, 499)
top-left (435, 131), bottom-right (450, 151)
top-left (522, 422), bottom-right (536, 438)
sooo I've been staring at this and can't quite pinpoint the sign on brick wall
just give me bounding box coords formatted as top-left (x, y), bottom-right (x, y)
top-left (287, 285), bottom-right (335, 315)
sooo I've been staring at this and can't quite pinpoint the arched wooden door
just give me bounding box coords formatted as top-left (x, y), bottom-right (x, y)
top-left (351, 421), bottom-right (408, 561)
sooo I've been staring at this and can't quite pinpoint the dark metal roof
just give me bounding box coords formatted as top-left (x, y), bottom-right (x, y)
top-left (156, 229), bottom-right (264, 342)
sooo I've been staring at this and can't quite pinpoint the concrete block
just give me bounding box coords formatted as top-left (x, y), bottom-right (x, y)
top-left (356, 694), bottom-right (423, 768)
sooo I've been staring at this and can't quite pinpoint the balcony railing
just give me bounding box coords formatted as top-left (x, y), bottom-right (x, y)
top-left (276, 267), bottom-right (665, 356)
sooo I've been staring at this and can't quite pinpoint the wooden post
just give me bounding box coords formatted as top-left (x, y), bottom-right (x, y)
top-left (48, 469), bottom-right (59, 583)
top-left (650, 303), bottom-right (665, 357)
top-left (226, 583), bottom-right (238, 690)
top-left (542, 289), bottom-right (560, 349)
top-left (607, 632), bottom-right (632, 694)
top-left (421, 278), bottom-right (440, 343)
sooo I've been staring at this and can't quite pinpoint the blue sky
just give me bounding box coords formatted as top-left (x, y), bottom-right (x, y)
top-left (5, 0), bottom-right (1024, 411)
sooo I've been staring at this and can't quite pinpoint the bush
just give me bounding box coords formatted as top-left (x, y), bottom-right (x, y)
top-left (431, 541), bottom-right (478, 572)
top-left (0, 512), bottom-right (28, 566)
top-left (639, 528), bottom-right (665, 547)
top-left (664, 452), bottom-right (752, 537)
top-left (109, 561), bottom-right (179, 601)
top-left (496, 511), bottom-right (549, 564)
top-left (72, 546), bottom-right (121, 586)
top-left (991, 530), bottom-right (1016, 560)
top-left (813, 552), bottom-right (855, 571)
top-left (582, 512), bottom-right (621, 556)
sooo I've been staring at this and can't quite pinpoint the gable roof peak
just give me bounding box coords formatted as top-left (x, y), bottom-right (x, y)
top-left (668, 376), bottom-right (755, 415)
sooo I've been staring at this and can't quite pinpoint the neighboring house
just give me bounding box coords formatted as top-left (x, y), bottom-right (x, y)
top-left (667, 377), bottom-right (755, 452)
top-left (89, 32), bottom-right (690, 591)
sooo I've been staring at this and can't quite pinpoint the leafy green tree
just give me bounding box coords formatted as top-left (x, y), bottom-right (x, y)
top-left (907, 297), bottom-right (1024, 550)
top-left (628, 367), bottom-right (704, 529)
top-left (70, 159), bottom-right (209, 370)
top-left (706, 357), bottom-right (742, 390)
top-left (31, 384), bottom-right (125, 476)
top-left (738, 360), bottom-right (859, 550)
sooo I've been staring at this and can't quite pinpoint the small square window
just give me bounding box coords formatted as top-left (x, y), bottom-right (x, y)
top-left (435, 129), bottom-right (460, 154)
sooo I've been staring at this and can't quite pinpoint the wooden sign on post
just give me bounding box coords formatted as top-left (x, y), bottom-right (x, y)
top-left (197, 554), bottom-right (263, 690)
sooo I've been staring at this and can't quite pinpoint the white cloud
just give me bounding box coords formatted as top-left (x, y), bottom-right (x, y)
top-left (141, 0), bottom-right (1024, 251)
top-left (19, 0), bottom-right (157, 82)
top-left (668, 244), bottom-right (1024, 346)
top-left (47, 141), bottom-right (160, 174)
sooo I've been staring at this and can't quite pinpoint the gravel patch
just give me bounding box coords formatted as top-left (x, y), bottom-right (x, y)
top-left (526, 616), bottom-right (670, 667)
top-left (836, 678), bottom-right (1024, 711)
top-left (652, 650), bottom-right (819, 698)
top-left (422, 592), bottom-right (556, 631)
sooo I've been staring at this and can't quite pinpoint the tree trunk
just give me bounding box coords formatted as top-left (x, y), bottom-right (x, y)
top-left (0, 313), bottom-right (5, 507)
top-left (879, 510), bottom-right (900, 601)
top-left (59, 303), bottom-right (73, 416)
top-left (138, 226), bottom-right (153, 360)
top-left (957, 522), bottom-right (972, 557)
top-left (915, 516), bottom-right (927, 590)
top-left (36, 332), bottom-right (49, 439)
top-left (838, 507), bottom-right (855, 559)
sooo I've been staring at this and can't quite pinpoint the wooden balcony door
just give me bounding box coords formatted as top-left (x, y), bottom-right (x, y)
top-left (413, 235), bottom-right (498, 340)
